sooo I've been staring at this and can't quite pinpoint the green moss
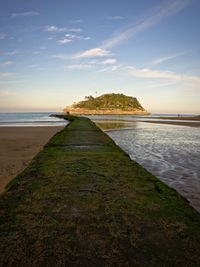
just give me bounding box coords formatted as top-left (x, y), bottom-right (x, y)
top-left (0, 115), bottom-right (200, 266)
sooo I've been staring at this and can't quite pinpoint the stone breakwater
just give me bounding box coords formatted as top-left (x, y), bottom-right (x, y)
top-left (0, 115), bottom-right (200, 266)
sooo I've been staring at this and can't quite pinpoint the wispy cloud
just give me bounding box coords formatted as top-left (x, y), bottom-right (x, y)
top-left (0, 61), bottom-right (14, 66)
top-left (102, 0), bottom-right (191, 49)
top-left (0, 32), bottom-right (6, 40)
top-left (64, 64), bottom-right (93, 70)
top-left (57, 38), bottom-right (72, 44)
top-left (45, 26), bottom-right (63, 33)
top-left (151, 52), bottom-right (185, 65)
top-left (107, 16), bottom-right (124, 20)
top-left (81, 36), bottom-right (91, 41)
top-left (127, 66), bottom-right (200, 84)
top-left (0, 72), bottom-right (16, 78)
top-left (57, 34), bottom-right (90, 45)
top-left (73, 48), bottom-right (111, 59)
top-left (11, 11), bottom-right (39, 18)
top-left (66, 28), bottom-right (82, 33)
top-left (44, 25), bottom-right (82, 33)
top-left (73, 0), bottom-right (190, 66)
top-left (4, 50), bottom-right (19, 56)
top-left (101, 58), bottom-right (117, 65)
top-left (53, 54), bottom-right (69, 60)
top-left (70, 19), bottom-right (83, 24)
top-left (0, 79), bottom-right (26, 84)
top-left (95, 65), bottom-right (121, 73)
top-left (146, 81), bottom-right (178, 88)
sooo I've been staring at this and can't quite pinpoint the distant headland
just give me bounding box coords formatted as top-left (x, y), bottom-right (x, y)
top-left (64, 93), bottom-right (149, 115)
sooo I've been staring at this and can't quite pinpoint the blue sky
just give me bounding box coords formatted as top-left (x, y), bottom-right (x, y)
top-left (0, 0), bottom-right (199, 113)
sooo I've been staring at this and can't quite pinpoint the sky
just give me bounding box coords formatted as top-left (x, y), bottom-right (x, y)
top-left (0, 0), bottom-right (200, 113)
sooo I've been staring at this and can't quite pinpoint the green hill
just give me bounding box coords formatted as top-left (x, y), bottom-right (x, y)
top-left (64, 93), bottom-right (148, 114)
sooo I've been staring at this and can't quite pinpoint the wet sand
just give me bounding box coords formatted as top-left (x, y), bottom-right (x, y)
top-left (160, 115), bottom-right (200, 121)
top-left (0, 126), bottom-right (64, 193)
top-left (141, 120), bottom-right (200, 127)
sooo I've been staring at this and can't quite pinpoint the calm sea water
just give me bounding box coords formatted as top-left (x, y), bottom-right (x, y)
top-left (94, 119), bottom-right (200, 212)
top-left (0, 112), bottom-right (67, 126)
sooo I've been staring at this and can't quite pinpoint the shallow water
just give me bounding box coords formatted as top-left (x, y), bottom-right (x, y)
top-left (0, 112), bottom-right (67, 126)
top-left (96, 120), bottom-right (200, 212)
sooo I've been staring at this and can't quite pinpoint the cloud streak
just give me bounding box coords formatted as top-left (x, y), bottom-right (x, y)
top-left (4, 50), bottom-right (19, 56)
top-left (64, 64), bottom-right (93, 70)
top-left (11, 11), bottom-right (39, 18)
top-left (151, 52), bottom-right (185, 65)
top-left (107, 16), bottom-right (124, 20)
top-left (128, 66), bottom-right (200, 84)
top-left (0, 72), bottom-right (16, 78)
top-left (101, 58), bottom-right (117, 65)
top-left (73, 48), bottom-right (111, 59)
top-left (0, 32), bottom-right (6, 40)
top-left (102, 0), bottom-right (191, 49)
top-left (45, 25), bottom-right (82, 33)
top-left (0, 61), bottom-right (14, 66)
top-left (58, 38), bottom-right (72, 44)
top-left (73, 0), bottom-right (190, 66)
top-left (57, 34), bottom-right (90, 45)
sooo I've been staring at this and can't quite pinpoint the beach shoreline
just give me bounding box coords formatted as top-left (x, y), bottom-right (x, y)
top-left (141, 120), bottom-right (200, 127)
top-left (0, 126), bottom-right (64, 193)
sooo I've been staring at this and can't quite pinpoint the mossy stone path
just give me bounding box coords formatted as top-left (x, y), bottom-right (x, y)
top-left (1, 115), bottom-right (200, 266)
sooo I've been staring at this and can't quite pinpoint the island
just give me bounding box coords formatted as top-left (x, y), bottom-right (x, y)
top-left (64, 93), bottom-right (149, 115)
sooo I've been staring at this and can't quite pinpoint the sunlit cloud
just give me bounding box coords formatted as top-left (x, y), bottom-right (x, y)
top-left (57, 38), bottom-right (72, 44)
top-left (11, 11), bottom-right (39, 18)
top-left (65, 34), bottom-right (77, 39)
top-left (73, 48), bottom-right (111, 59)
top-left (102, 0), bottom-right (191, 49)
top-left (57, 33), bottom-right (90, 45)
top-left (101, 58), bottom-right (117, 65)
top-left (64, 64), bottom-right (93, 70)
top-left (45, 25), bottom-right (64, 32)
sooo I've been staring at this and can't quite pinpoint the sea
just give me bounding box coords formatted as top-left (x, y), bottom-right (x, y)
top-left (0, 112), bottom-right (67, 127)
top-left (0, 112), bottom-right (200, 212)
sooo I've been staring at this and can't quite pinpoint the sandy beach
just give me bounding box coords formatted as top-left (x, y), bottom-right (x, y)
top-left (0, 126), bottom-right (64, 193)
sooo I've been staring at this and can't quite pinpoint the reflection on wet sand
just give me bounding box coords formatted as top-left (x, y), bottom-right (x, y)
top-left (93, 120), bottom-right (138, 130)
top-left (92, 116), bottom-right (200, 213)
